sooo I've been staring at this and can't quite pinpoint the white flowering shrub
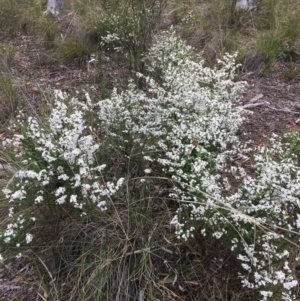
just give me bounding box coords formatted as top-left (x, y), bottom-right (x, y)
top-left (229, 134), bottom-right (300, 300)
top-left (171, 133), bottom-right (300, 300)
top-left (148, 34), bottom-right (300, 299)
top-left (148, 32), bottom-right (300, 301)
top-left (1, 91), bottom-right (124, 254)
top-left (1, 30), bottom-right (299, 300)
top-left (91, 0), bottom-right (166, 70)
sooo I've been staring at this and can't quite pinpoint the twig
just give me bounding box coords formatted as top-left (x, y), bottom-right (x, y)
top-left (266, 106), bottom-right (300, 114)
top-left (133, 248), bottom-right (151, 254)
top-left (0, 285), bottom-right (22, 290)
top-left (161, 247), bottom-right (173, 254)
top-left (234, 102), bottom-right (266, 110)
top-left (234, 102), bottom-right (300, 115)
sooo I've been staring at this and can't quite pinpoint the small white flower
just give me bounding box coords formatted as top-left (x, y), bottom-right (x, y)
top-left (212, 231), bottom-right (223, 239)
top-left (283, 280), bottom-right (298, 290)
top-left (35, 196), bottom-right (43, 204)
top-left (8, 207), bottom-right (14, 217)
top-left (56, 195), bottom-right (67, 205)
top-left (55, 187), bottom-right (66, 197)
top-left (4, 237), bottom-right (11, 243)
top-left (117, 177), bottom-right (125, 187)
top-left (25, 233), bottom-right (33, 244)
top-left (97, 201), bottom-right (107, 211)
top-left (296, 214), bottom-right (300, 229)
top-left (274, 271), bottom-right (285, 282)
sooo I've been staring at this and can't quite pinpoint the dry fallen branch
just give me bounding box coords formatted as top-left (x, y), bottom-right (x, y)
top-left (266, 106), bottom-right (300, 114)
top-left (234, 102), bottom-right (266, 110)
top-left (234, 102), bottom-right (300, 116)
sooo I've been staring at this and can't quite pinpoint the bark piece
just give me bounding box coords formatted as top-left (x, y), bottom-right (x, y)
top-left (249, 93), bottom-right (264, 103)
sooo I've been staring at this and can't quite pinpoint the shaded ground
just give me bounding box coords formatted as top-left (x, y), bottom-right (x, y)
top-left (1, 9), bottom-right (300, 301)
top-left (240, 63), bottom-right (300, 148)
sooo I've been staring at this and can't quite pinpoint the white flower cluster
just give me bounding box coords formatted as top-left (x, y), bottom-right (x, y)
top-left (227, 135), bottom-right (300, 300)
top-left (96, 7), bottom-right (150, 52)
top-left (182, 11), bottom-right (196, 26)
top-left (2, 90), bottom-right (124, 249)
top-left (95, 1), bottom-right (164, 58)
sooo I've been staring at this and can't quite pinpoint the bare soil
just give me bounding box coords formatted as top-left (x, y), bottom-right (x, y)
top-left (240, 62), bottom-right (300, 148)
